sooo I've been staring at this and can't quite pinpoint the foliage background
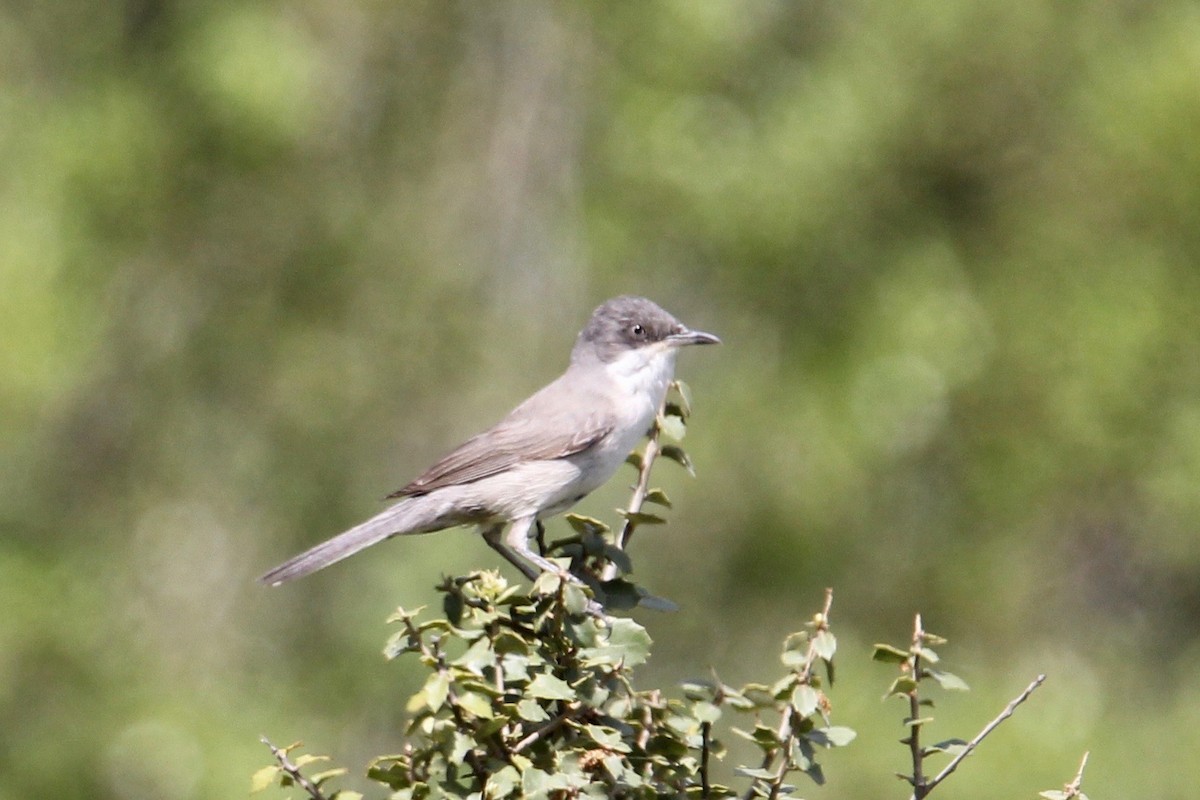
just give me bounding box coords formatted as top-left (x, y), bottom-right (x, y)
top-left (4, 1), bottom-right (1200, 797)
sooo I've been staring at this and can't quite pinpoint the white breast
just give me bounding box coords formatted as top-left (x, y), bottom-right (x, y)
top-left (572, 344), bottom-right (679, 489)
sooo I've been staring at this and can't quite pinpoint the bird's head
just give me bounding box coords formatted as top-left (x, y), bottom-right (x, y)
top-left (571, 296), bottom-right (720, 368)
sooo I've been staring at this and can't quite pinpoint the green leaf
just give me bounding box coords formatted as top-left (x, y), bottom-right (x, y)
top-left (449, 732), bottom-right (473, 763)
top-left (673, 380), bottom-right (694, 416)
top-left (562, 581), bottom-right (592, 616)
top-left (732, 767), bottom-right (775, 780)
top-left (721, 689), bottom-right (757, 711)
top-left (602, 754), bottom-right (630, 783)
top-left (741, 683), bottom-right (777, 708)
top-left (643, 488), bottom-right (673, 508)
top-left (617, 509), bottom-right (667, 525)
top-left (532, 569), bottom-right (564, 595)
top-left (452, 636), bottom-right (494, 673)
top-left (597, 578), bottom-right (641, 610)
top-left (732, 724), bottom-right (780, 749)
top-left (310, 767), bottom-right (348, 785)
top-left (886, 676), bottom-right (918, 697)
top-left (527, 673), bottom-right (574, 700)
top-left (808, 726), bottom-right (856, 747)
top-left (872, 644), bottom-right (911, 663)
top-left (770, 674), bottom-right (796, 699)
top-left (791, 685), bottom-right (820, 717)
top-left (660, 445), bottom-right (695, 476)
top-left (927, 669), bottom-right (970, 691)
top-left (635, 589), bottom-right (679, 612)
top-left (680, 679), bottom-right (718, 701)
top-left (416, 619), bottom-right (453, 634)
top-left (692, 700), bottom-right (722, 724)
top-left (579, 618), bottom-right (653, 667)
top-left (383, 630), bottom-right (420, 660)
top-left (485, 765), bottom-right (520, 798)
top-left (600, 544), bottom-right (633, 576)
top-left (455, 690), bottom-right (494, 719)
top-left (522, 767), bottom-right (553, 796)
top-left (423, 671), bottom-right (450, 711)
top-left (1039, 792), bottom-right (1068, 800)
top-left (925, 738), bottom-right (967, 756)
top-left (565, 514), bottom-right (610, 536)
top-left (442, 590), bottom-right (464, 626)
top-left (662, 400), bottom-right (689, 421)
top-left (516, 698), bottom-right (550, 722)
top-left (386, 605), bottom-right (426, 624)
top-left (492, 630), bottom-right (530, 656)
top-left (781, 648), bottom-right (808, 668)
top-left (585, 723), bottom-right (630, 751)
top-left (812, 630), bottom-right (836, 660)
top-left (917, 646), bottom-right (940, 663)
top-left (250, 765), bottom-right (279, 793)
top-left (625, 451), bottom-right (643, 469)
top-left (658, 412), bottom-right (687, 441)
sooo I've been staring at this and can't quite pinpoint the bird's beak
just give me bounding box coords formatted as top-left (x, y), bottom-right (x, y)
top-left (667, 328), bottom-right (721, 347)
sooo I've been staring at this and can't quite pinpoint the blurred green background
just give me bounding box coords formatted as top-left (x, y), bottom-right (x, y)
top-left (4, 1), bottom-right (1200, 797)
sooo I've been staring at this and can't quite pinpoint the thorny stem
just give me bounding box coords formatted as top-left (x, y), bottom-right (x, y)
top-left (601, 407), bottom-right (665, 582)
top-left (907, 614), bottom-right (927, 797)
top-left (512, 706), bottom-right (577, 753)
top-left (916, 673), bottom-right (1047, 798)
top-left (1062, 751), bottom-right (1090, 798)
top-left (740, 588), bottom-right (835, 800)
top-left (260, 736), bottom-right (331, 800)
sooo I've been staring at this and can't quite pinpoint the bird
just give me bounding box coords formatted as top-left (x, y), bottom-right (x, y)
top-left (258, 295), bottom-right (719, 590)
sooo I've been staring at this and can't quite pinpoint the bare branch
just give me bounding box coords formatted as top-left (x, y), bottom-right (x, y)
top-left (740, 588), bottom-right (835, 800)
top-left (918, 674), bottom-right (1047, 797)
top-left (260, 737), bottom-right (331, 800)
top-left (512, 705), bottom-right (577, 753)
top-left (602, 408), bottom-right (664, 581)
top-left (1063, 751), bottom-right (1090, 798)
top-left (907, 614), bottom-right (927, 798)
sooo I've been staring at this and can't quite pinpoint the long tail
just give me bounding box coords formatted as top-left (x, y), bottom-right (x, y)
top-left (259, 498), bottom-right (438, 586)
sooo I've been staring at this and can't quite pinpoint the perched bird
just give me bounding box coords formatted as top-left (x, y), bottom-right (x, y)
top-left (259, 296), bottom-right (719, 588)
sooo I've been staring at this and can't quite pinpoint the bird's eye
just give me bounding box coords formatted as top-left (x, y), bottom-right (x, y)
top-left (631, 324), bottom-right (646, 338)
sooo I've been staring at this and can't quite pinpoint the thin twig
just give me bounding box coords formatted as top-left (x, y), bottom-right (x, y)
top-left (700, 721), bottom-right (712, 797)
top-left (602, 415), bottom-right (663, 581)
top-left (917, 674), bottom-right (1047, 798)
top-left (512, 706), bottom-right (576, 753)
top-left (260, 736), bottom-right (330, 800)
top-left (740, 589), bottom-right (835, 800)
top-left (907, 614), bottom-right (927, 796)
top-left (1063, 751), bottom-right (1090, 798)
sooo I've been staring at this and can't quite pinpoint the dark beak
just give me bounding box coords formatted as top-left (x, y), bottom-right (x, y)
top-left (667, 328), bottom-right (721, 347)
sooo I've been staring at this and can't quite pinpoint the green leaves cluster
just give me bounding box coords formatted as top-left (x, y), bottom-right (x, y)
top-left (874, 629), bottom-right (970, 704)
top-left (253, 739), bottom-right (363, 800)
top-left (873, 619), bottom-right (972, 797)
top-left (723, 595), bottom-right (856, 796)
top-left (257, 577), bottom-right (852, 799)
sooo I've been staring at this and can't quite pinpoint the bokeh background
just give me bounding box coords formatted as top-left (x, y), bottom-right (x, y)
top-left (4, 2), bottom-right (1200, 797)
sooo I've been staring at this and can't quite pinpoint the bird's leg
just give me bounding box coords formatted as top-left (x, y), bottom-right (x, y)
top-left (491, 517), bottom-right (607, 619)
top-left (482, 522), bottom-right (539, 581)
top-left (503, 516), bottom-right (573, 579)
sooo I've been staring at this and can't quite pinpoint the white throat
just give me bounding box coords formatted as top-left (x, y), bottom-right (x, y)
top-left (604, 343), bottom-right (678, 414)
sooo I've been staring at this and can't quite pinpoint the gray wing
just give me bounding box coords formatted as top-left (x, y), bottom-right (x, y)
top-left (387, 377), bottom-right (612, 498)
